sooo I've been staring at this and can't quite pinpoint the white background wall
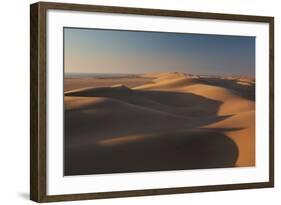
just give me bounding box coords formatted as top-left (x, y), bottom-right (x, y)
top-left (0, 0), bottom-right (279, 204)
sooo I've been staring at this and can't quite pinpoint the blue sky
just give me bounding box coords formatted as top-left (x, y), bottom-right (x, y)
top-left (64, 27), bottom-right (255, 76)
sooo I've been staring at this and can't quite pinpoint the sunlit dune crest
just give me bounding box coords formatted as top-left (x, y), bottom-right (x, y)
top-left (98, 135), bottom-right (146, 146)
top-left (205, 110), bottom-right (255, 166)
top-left (236, 81), bottom-right (253, 86)
top-left (110, 84), bottom-right (128, 88)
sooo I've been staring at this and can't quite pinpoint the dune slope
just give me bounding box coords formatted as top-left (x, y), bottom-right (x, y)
top-left (64, 72), bottom-right (255, 175)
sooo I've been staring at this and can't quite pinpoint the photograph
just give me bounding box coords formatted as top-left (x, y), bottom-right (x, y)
top-left (63, 27), bottom-right (256, 176)
top-left (30, 2), bottom-right (274, 202)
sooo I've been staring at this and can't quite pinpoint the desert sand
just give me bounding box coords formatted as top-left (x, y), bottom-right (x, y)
top-left (64, 72), bottom-right (255, 176)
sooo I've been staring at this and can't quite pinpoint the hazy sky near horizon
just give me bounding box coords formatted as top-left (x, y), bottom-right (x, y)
top-left (64, 27), bottom-right (255, 76)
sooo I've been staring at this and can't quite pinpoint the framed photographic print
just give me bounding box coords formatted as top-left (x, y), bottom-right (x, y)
top-left (30, 1), bottom-right (274, 202)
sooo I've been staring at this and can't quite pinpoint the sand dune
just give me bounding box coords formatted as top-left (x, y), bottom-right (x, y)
top-left (64, 75), bottom-right (153, 92)
top-left (135, 76), bottom-right (200, 90)
top-left (180, 84), bottom-right (254, 115)
top-left (204, 110), bottom-right (255, 166)
top-left (64, 72), bottom-right (255, 175)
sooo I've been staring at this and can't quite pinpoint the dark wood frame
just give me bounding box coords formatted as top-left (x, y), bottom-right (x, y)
top-left (30, 1), bottom-right (274, 203)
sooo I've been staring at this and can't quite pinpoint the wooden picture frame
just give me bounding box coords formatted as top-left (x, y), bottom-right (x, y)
top-left (30, 1), bottom-right (274, 202)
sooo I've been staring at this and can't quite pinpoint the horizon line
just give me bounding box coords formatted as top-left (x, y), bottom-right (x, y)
top-left (64, 71), bottom-right (255, 78)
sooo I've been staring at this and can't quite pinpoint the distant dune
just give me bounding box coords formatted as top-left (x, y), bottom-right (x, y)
top-left (64, 72), bottom-right (255, 175)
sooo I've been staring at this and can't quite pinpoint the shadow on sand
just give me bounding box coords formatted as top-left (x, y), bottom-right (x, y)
top-left (64, 86), bottom-right (240, 176)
